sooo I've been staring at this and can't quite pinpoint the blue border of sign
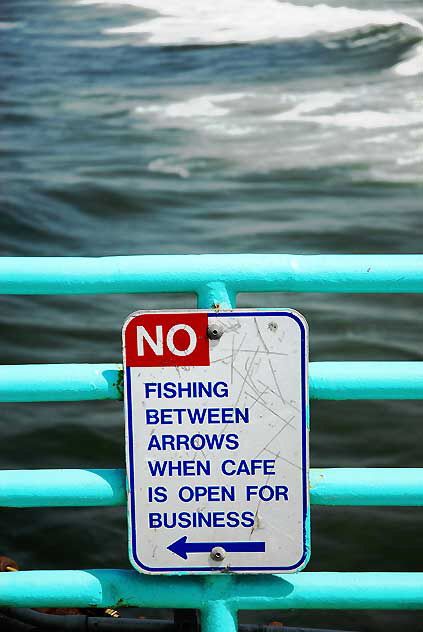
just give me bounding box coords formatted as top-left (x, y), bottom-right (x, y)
top-left (125, 310), bottom-right (309, 573)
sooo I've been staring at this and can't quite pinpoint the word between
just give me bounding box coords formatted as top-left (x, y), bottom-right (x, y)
top-left (145, 407), bottom-right (249, 425)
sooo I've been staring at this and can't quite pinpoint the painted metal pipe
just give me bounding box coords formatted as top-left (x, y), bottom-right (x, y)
top-left (1, 362), bottom-right (422, 402)
top-left (200, 577), bottom-right (238, 632)
top-left (201, 600), bottom-right (237, 632)
top-left (196, 281), bottom-right (236, 310)
top-left (0, 469), bottom-right (126, 507)
top-left (0, 254), bottom-right (422, 294)
top-left (0, 570), bottom-right (202, 609)
top-left (0, 570), bottom-right (422, 610)
top-left (229, 572), bottom-right (423, 610)
top-left (310, 468), bottom-right (423, 505)
top-left (1, 468), bottom-right (422, 507)
top-left (309, 362), bottom-right (423, 400)
top-left (0, 364), bottom-right (122, 402)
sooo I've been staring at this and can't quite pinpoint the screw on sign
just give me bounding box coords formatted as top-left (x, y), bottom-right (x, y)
top-left (123, 309), bottom-right (309, 574)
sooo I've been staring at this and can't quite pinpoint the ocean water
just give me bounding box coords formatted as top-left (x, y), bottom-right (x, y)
top-left (0, 0), bottom-right (422, 629)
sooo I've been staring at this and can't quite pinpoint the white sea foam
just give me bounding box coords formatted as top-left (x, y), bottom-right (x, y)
top-left (135, 93), bottom-right (248, 119)
top-left (396, 152), bottom-right (422, 167)
top-left (0, 22), bottom-right (22, 30)
top-left (148, 158), bottom-right (190, 178)
top-left (135, 88), bottom-right (422, 135)
top-left (137, 98), bottom-right (227, 118)
top-left (279, 91), bottom-right (350, 114)
top-left (276, 108), bottom-right (422, 129)
top-left (203, 122), bottom-right (254, 137)
top-left (393, 42), bottom-right (423, 77)
top-left (78, 0), bottom-right (422, 47)
top-left (273, 91), bottom-right (422, 129)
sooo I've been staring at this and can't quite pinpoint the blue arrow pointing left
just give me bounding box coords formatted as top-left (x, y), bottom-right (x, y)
top-left (167, 536), bottom-right (266, 560)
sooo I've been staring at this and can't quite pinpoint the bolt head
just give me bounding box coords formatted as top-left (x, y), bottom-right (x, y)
top-left (210, 546), bottom-right (226, 561)
top-left (207, 321), bottom-right (223, 340)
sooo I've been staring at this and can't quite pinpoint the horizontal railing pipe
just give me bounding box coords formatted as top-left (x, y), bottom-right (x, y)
top-left (310, 361), bottom-right (423, 400)
top-left (310, 468), bottom-right (423, 505)
top-left (0, 254), bottom-right (422, 294)
top-left (1, 254), bottom-right (422, 621)
top-left (0, 570), bottom-right (422, 610)
top-left (230, 572), bottom-right (423, 610)
top-left (0, 469), bottom-right (126, 507)
top-left (1, 362), bottom-right (422, 402)
top-left (0, 364), bottom-right (123, 402)
top-left (1, 468), bottom-right (422, 507)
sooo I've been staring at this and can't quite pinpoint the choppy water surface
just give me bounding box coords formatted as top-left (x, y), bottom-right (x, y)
top-left (0, 0), bottom-right (422, 629)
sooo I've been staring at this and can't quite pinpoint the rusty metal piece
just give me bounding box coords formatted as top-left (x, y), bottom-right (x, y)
top-left (37, 607), bottom-right (83, 615)
top-left (0, 556), bottom-right (19, 572)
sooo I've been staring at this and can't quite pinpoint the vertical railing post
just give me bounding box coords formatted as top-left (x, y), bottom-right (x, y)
top-left (136, 273), bottom-right (234, 629)
top-left (196, 281), bottom-right (236, 630)
top-left (196, 281), bottom-right (236, 310)
top-left (200, 600), bottom-right (237, 632)
top-left (201, 576), bottom-right (237, 632)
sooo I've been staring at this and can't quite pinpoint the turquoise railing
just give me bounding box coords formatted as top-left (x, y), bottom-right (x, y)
top-left (1, 254), bottom-right (422, 631)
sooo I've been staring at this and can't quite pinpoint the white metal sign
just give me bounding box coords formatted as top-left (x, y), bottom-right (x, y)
top-left (123, 309), bottom-right (309, 574)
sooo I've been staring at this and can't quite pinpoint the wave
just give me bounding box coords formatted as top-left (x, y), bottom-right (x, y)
top-left (79, 0), bottom-right (422, 48)
top-left (272, 95), bottom-right (423, 129)
top-left (148, 158), bottom-right (190, 178)
top-left (393, 41), bottom-right (423, 76)
top-left (135, 88), bottom-right (422, 132)
top-left (136, 93), bottom-right (249, 119)
top-left (131, 86), bottom-right (422, 183)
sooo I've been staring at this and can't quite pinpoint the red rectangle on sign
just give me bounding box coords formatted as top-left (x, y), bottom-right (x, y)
top-left (124, 312), bottom-right (210, 367)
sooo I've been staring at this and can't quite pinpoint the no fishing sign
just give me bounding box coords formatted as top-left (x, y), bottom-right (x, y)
top-left (122, 309), bottom-right (309, 574)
